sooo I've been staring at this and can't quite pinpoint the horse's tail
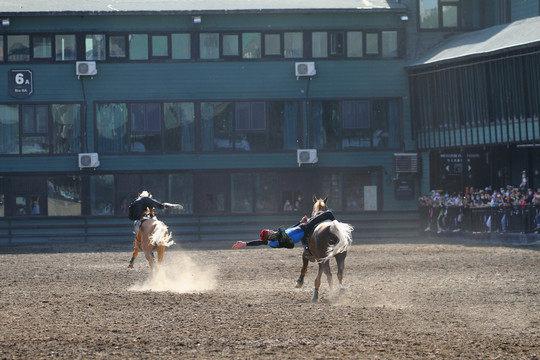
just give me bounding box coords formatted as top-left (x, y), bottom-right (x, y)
top-left (150, 220), bottom-right (175, 247)
top-left (320, 220), bottom-right (353, 263)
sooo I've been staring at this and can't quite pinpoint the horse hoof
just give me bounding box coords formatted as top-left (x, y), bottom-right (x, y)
top-left (295, 282), bottom-right (303, 288)
top-left (311, 289), bottom-right (319, 302)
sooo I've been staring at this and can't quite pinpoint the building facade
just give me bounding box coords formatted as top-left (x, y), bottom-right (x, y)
top-left (0, 0), bottom-right (539, 241)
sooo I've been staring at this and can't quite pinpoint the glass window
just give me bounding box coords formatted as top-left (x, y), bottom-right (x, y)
top-left (0, 36), bottom-right (3, 61)
top-left (47, 175), bottom-right (81, 216)
top-left (330, 32), bottom-right (344, 56)
top-left (130, 103), bottom-right (161, 153)
top-left (366, 33), bottom-right (379, 55)
top-left (420, 0), bottom-right (440, 29)
top-left (347, 31), bottom-right (363, 57)
top-left (312, 32), bottom-right (328, 58)
top-left (201, 102), bottom-right (233, 151)
top-left (151, 35), bottom-right (168, 57)
top-left (342, 100), bottom-right (371, 149)
top-left (223, 34), bottom-right (239, 56)
top-left (344, 173), bottom-right (371, 211)
top-left (32, 35), bottom-right (52, 59)
top-left (141, 175), bottom-right (167, 209)
top-left (442, 5), bottom-right (459, 27)
top-left (0, 177), bottom-right (4, 217)
top-left (264, 34), bottom-right (281, 56)
top-left (284, 32), bottom-right (303, 58)
top-left (321, 173), bottom-right (343, 210)
top-left (0, 105), bottom-right (19, 154)
top-left (311, 101), bottom-right (341, 150)
top-left (96, 103), bottom-right (128, 153)
top-left (8, 35), bottom-right (30, 62)
top-left (171, 33), bottom-right (191, 59)
top-left (129, 34), bottom-right (148, 60)
top-left (232, 173), bottom-right (252, 213)
top-left (164, 102), bottom-right (195, 152)
top-left (90, 175), bottom-right (115, 215)
top-left (51, 104), bottom-right (81, 154)
top-left (242, 33), bottom-right (261, 59)
top-left (255, 173), bottom-right (278, 212)
top-left (55, 35), bottom-right (76, 61)
top-left (109, 35), bottom-right (126, 58)
top-left (200, 33), bottom-right (219, 59)
top-left (85, 34), bottom-right (106, 60)
top-left (268, 101), bottom-right (299, 151)
top-left (21, 105), bottom-right (48, 154)
top-left (169, 174), bottom-right (194, 214)
top-left (381, 31), bottom-right (398, 57)
top-left (235, 102), bottom-right (266, 152)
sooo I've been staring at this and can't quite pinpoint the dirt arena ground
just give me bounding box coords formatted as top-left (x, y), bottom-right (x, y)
top-left (0, 237), bottom-right (539, 359)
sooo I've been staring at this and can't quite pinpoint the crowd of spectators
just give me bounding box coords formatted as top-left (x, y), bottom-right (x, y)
top-left (419, 185), bottom-right (540, 234)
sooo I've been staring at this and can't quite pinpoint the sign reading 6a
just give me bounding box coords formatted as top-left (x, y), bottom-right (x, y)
top-left (8, 69), bottom-right (33, 99)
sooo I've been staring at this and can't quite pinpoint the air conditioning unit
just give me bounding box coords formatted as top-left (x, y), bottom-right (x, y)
top-left (76, 61), bottom-right (97, 76)
top-left (295, 62), bottom-right (316, 77)
top-left (297, 149), bottom-right (318, 165)
top-left (78, 153), bottom-right (100, 168)
top-left (393, 153), bottom-right (420, 173)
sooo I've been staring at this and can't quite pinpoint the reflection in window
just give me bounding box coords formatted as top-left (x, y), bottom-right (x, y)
top-left (342, 100), bottom-right (371, 149)
top-left (366, 33), bottom-right (379, 55)
top-left (420, 0), bottom-right (439, 29)
top-left (242, 33), bottom-right (261, 59)
top-left (344, 173), bottom-right (370, 211)
top-left (21, 105), bottom-right (49, 154)
top-left (129, 34), bottom-right (149, 60)
top-left (8, 35), bottom-right (30, 62)
top-left (131, 103), bottom-right (161, 152)
top-left (235, 102), bottom-right (266, 152)
top-left (381, 31), bottom-right (398, 57)
top-left (264, 34), bottom-right (281, 56)
top-left (330, 32), bottom-right (344, 56)
top-left (164, 102), bottom-right (195, 152)
top-left (85, 34), bottom-right (106, 60)
top-left (268, 101), bottom-right (299, 151)
top-left (322, 173), bottom-right (343, 210)
top-left (347, 31), bottom-right (363, 57)
top-left (200, 33), bottom-right (219, 59)
top-left (0, 177), bottom-right (4, 216)
top-left (0, 105), bottom-right (19, 154)
top-left (223, 34), bottom-right (239, 56)
top-left (109, 35), bottom-right (126, 58)
top-left (151, 35), bottom-right (168, 57)
top-left (255, 173), bottom-right (278, 212)
top-left (0, 36), bottom-right (3, 61)
top-left (90, 175), bottom-right (115, 215)
top-left (232, 173), bottom-right (252, 213)
top-left (55, 35), bottom-right (76, 61)
top-left (312, 32), bottom-right (328, 58)
top-left (33, 35), bottom-right (52, 59)
top-left (312, 101), bottom-right (341, 150)
top-left (97, 103), bottom-right (128, 153)
top-left (52, 104), bottom-right (81, 154)
top-left (171, 33), bottom-right (191, 59)
top-left (169, 174), bottom-right (194, 214)
top-left (284, 32), bottom-right (303, 58)
top-left (48, 175), bottom-right (81, 216)
top-left (442, 5), bottom-right (459, 27)
top-left (201, 102), bottom-right (233, 151)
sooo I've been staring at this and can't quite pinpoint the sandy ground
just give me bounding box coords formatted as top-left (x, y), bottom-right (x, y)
top-left (0, 238), bottom-right (539, 359)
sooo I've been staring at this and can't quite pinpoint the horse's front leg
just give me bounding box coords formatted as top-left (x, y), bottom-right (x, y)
top-left (296, 254), bottom-right (310, 288)
top-left (128, 247), bottom-right (139, 268)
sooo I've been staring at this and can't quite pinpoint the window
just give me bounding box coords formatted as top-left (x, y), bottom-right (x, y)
top-left (420, 0), bottom-right (439, 29)
top-left (312, 32), bottom-right (328, 58)
top-left (90, 175), bottom-right (115, 215)
top-left (0, 105), bottom-right (19, 154)
top-left (130, 103), bottom-right (161, 152)
top-left (51, 104), bottom-right (81, 154)
top-left (264, 34), bottom-right (281, 56)
top-left (129, 34), bottom-right (148, 60)
top-left (47, 175), bottom-right (81, 216)
top-left (151, 35), bottom-right (168, 58)
top-left (365, 33), bottom-right (379, 55)
top-left (33, 35), bottom-right (52, 59)
top-left (171, 33), bottom-right (191, 59)
top-left (21, 105), bottom-right (49, 154)
top-left (55, 35), bottom-right (76, 61)
top-left (442, 4), bottom-right (459, 27)
top-left (235, 102), bottom-right (266, 152)
top-left (347, 31), bottom-right (363, 58)
top-left (242, 33), bottom-right (261, 59)
top-left (8, 35), bottom-right (30, 62)
top-left (222, 34), bottom-right (240, 56)
top-left (169, 174), bottom-right (194, 214)
top-left (200, 33), bottom-right (219, 59)
top-left (284, 32), bottom-right (303, 58)
top-left (85, 34), bottom-right (106, 60)
top-left (311, 101), bottom-right (341, 150)
top-left (330, 32), bottom-right (344, 56)
top-left (255, 173), bottom-right (278, 212)
top-left (164, 102), bottom-right (195, 152)
top-left (201, 102), bottom-right (234, 151)
top-left (109, 35), bottom-right (126, 58)
top-left (96, 103), bottom-right (128, 153)
top-left (231, 173), bottom-right (252, 213)
top-left (0, 36), bottom-right (3, 61)
top-left (381, 31), bottom-right (398, 58)
top-left (419, 0), bottom-right (460, 29)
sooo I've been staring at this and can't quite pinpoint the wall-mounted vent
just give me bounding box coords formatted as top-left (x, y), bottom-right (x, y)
top-left (297, 149), bottom-right (318, 165)
top-left (76, 61), bottom-right (97, 76)
top-left (295, 62), bottom-right (316, 77)
top-left (78, 153), bottom-right (100, 168)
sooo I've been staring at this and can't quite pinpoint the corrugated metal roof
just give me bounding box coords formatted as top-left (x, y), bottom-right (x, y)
top-left (408, 16), bottom-right (540, 68)
top-left (0, 0), bottom-right (406, 15)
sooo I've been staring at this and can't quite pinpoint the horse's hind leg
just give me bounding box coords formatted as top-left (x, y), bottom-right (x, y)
top-left (143, 250), bottom-right (155, 272)
top-left (312, 261), bottom-right (332, 302)
top-left (322, 261), bottom-right (334, 300)
top-left (335, 252), bottom-right (347, 293)
top-left (156, 246), bottom-right (165, 266)
top-left (296, 254), bottom-right (310, 288)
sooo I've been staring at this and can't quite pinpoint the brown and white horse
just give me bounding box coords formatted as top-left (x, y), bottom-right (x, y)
top-left (296, 196), bottom-right (353, 302)
top-left (129, 218), bottom-right (174, 273)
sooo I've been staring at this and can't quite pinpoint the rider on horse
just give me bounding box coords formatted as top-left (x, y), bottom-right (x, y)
top-left (232, 210), bottom-right (335, 249)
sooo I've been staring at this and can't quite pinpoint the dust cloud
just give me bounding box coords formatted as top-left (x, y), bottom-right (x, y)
top-left (129, 250), bottom-right (217, 293)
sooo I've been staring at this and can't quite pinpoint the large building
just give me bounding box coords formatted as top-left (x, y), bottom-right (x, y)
top-left (0, 0), bottom-right (539, 242)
